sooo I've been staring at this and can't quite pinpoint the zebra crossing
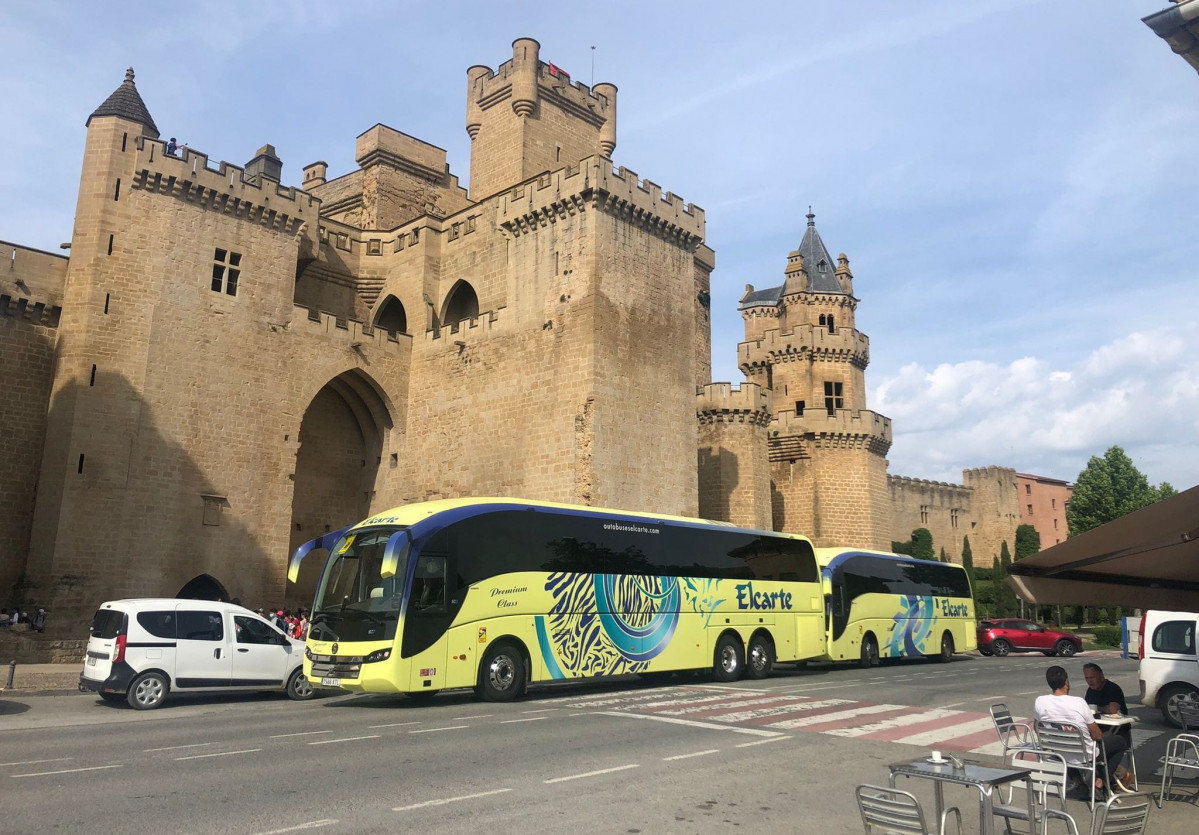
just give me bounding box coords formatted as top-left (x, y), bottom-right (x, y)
top-left (562, 684), bottom-right (1163, 757)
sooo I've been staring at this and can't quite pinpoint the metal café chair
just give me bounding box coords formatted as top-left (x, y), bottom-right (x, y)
top-left (1089, 793), bottom-right (1151, 835)
top-left (992, 749), bottom-right (1079, 835)
top-left (1157, 696), bottom-right (1199, 807)
top-left (856, 784), bottom-right (963, 835)
top-left (991, 703), bottom-right (1039, 755)
top-left (1034, 720), bottom-right (1107, 813)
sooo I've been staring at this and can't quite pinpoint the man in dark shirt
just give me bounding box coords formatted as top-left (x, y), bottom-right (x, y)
top-left (1084, 663), bottom-right (1128, 715)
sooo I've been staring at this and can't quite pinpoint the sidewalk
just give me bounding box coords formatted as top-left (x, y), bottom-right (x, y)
top-left (1, 662), bottom-right (82, 694)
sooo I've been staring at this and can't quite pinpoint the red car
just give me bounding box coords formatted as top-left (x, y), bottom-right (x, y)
top-left (977, 619), bottom-right (1083, 657)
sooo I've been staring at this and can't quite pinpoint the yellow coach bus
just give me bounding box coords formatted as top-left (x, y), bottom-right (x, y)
top-left (815, 548), bottom-right (976, 667)
top-left (288, 498), bottom-right (827, 701)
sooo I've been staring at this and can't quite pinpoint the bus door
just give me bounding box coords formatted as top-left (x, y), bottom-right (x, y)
top-left (405, 554), bottom-right (453, 691)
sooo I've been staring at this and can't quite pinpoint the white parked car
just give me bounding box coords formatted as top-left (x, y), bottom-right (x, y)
top-left (79, 599), bottom-right (314, 709)
top-left (1139, 609), bottom-right (1199, 726)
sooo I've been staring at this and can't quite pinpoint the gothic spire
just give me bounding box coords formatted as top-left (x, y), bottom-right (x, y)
top-left (87, 67), bottom-right (160, 137)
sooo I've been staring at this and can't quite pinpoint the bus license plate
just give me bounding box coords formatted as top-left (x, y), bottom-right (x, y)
top-left (320, 677), bottom-right (340, 687)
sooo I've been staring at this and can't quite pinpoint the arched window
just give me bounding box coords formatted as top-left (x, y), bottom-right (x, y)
top-left (441, 280), bottom-right (480, 332)
top-left (373, 295), bottom-right (407, 337)
top-left (827, 314), bottom-right (835, 333)
top-left (819, 314), bottom-right (827, 327)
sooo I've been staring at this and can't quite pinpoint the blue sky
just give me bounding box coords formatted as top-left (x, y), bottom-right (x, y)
top-left (2, 1), bottom-right (1196, 490)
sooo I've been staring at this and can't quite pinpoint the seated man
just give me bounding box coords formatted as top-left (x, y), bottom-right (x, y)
top-left (1083, 662), bottom-right (1128, 715)
top-left (1034, 665), bottom-right (1130, 793)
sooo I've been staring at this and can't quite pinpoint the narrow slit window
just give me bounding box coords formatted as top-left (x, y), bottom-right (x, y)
top-left (90, 364), bottom-right (97, 386)
top-left (121, 132), bottom-right (128, 152)
top-left (104, 293), bottom-right (111, 314)
top-left (107, 234), bottom-right (114, 256)
top-left (113, 178), bottom-right (121, 201)
top-left (77, 453), bottom-right (85, 474)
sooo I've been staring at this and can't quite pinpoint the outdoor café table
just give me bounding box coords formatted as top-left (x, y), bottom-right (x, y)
top-left (888, 757), bottom-right (1034, 835)
top-left (1095, 713), bottom-right (1139, 788)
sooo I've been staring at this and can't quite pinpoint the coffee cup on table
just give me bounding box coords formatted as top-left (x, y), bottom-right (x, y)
top-left (931, 750), bottom-right (943, 763)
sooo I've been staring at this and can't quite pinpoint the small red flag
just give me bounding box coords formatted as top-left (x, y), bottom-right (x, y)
top-left (548, 62), bottom-right (569, 78)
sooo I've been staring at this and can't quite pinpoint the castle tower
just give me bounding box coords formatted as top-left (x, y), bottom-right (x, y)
top-left (697, 383), bottom-right (774, 529)
top-left (736, 210), bottom-right (893, 548)
top-left (466, 38), bottom-right (617, 199)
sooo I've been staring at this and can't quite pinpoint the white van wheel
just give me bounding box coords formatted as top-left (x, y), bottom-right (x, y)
top-left (286, 668), bottom-right (316, 700)
top-left (128, 672), bottom-right (169, 710)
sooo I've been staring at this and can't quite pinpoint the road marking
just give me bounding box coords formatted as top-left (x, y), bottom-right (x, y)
top-left (768, 683), bottom-right (855, 694)
top-left (735, 736), bottom-right (788, 748)
top-left (270, 730), bottom-right (332, 739)
top-left (175, 748), bottom-right (263, 760)
top-left (255, 820), bottom-right (339, 834)
top-left (0, 757), bottom-right (71, 767)
top-left (409, 725), bottom-right (468, 734)
top-left (501, 716), bottom-right (547, 724)
top-left (143, 743), bottom-right (211, 752)
top-left (598, 710), bottom-right (784, 737)
top-left (393, 788), bottom-right (512, 811)
top-left (368, 721), bottom-right (420, 729)
top-left (13, 764), bottom-right (121, 778)
top-left (522, 708), bottom-right (558, 714)
top-left (664, 749), bottom-right (720, 761)
top-left (768, 703), bottom-right (899, 729)
top-left (450, 714), bottom-right (493, 721)
top-left (545, 764), bottom-right (639, 783)
top-left (941, 701), bottom-right (967, 709)
top-left (308, 735), bottom-right (380, 746)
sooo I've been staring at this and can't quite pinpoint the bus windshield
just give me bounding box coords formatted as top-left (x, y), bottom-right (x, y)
top-left (310, 527), bottom-right (409, 643)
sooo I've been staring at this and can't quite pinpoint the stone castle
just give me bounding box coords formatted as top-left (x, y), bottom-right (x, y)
top-left (1, 40), bottom-right (1023, 626)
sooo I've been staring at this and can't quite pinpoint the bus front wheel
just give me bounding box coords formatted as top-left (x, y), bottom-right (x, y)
top-left (479, 642), bottom-right (526, 702)
top-left (713, 634), bottom-right (745, 682)
top-left (859, 635), bottom-right (879, 668)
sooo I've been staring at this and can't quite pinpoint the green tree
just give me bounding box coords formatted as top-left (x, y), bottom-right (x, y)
top-left (1067, 445), bottom-right (1175, 536)
top-left (960, 540), bottom-right (975, 592)
top-left (996, 540), bottom-right (1018, 617)
top-left (1014, 524), bottom-right (1040, 560)
top-left (891, 540), bottom-right (914, 556)
top-left (939, 546), bottom-right (948, 563)
top-left (911, 528), bottom-right (935, 561)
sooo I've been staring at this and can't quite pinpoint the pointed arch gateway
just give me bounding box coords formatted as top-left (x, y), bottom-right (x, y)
top-left (176, 574), bottom-right (230, 601)
top-left (288, 368), bottom-right (395, 606)
top-left (441, 279), bottom-right (479, 332)
top-left (373, 294), bottom-right (407, 337)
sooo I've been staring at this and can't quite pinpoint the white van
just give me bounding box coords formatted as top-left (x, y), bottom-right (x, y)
top-left (79, 599), bottom-right (314, 710)
top-left (1138, 609), bottom-right (1199, 726)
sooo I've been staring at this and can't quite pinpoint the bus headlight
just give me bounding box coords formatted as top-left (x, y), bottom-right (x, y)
top-left (364, 648), bottom-right (392, 663)
top-left (305, 647), bottom-right (313, 661)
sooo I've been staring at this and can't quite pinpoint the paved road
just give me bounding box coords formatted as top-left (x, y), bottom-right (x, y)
top-left (2, 653), bottom-right (1194, 833)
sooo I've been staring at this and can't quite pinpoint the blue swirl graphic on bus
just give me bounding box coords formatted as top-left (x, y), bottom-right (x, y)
top-left (887, 595), bottom-right (935, 656)
top-left (538, 573), bottom-right (681, 677)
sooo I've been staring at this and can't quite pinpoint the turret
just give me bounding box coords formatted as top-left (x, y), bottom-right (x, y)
top-left (466, 38), bottom-right (619, 199)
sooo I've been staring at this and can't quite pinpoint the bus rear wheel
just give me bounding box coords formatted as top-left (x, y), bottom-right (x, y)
top-left (859, 635), bottom-right (879, 668)
top-left (479, 642), bottom-right (526, 702)
top-left (713, 634), bottom-right (745, 682)
top-left (936, 632), bottom-right (955, 663)
top-left (746, 634), bottom-right (774, 680)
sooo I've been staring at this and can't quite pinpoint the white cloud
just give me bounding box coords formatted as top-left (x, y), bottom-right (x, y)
top-left (873, 328), bottom-right (1199, 489)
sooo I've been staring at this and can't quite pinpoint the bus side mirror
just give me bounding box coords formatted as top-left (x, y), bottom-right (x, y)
top-left (380, 529), bottom-right (411, 579)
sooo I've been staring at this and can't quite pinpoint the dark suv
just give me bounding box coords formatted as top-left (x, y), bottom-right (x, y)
top-left (977, 619), bottom-right (1083, 657)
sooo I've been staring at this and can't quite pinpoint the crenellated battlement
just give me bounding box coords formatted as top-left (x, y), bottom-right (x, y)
top-left (131, 138), bottom-right (319, 248)
top-left (290, 304), bottom-right (405, 353)
top-left (0, 294), bottom-right (61, 328)
top-left (773, 408), bottom-right (892, 445)
top-left (425, 307), bottom-right (506, 343)
top-left (497, 156), bottom-right (704, 247)
top-left (696, 382), bottom-right (773, 427)
top-left (962, 465), bottom-right (1017, 481)
top-left (470, 52), bottom-right (615, 128)
top-left (888, 474), bottom-right (971, 492)
top-left (738, 325), bottom-right (870, 370)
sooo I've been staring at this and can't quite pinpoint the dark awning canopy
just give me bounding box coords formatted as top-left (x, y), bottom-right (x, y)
top-left (1007, 484), bottom-right (1199, 609)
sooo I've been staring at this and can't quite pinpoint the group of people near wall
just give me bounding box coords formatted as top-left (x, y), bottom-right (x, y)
top-left (257, 608), bottom-right (308, 640)
top-left (0, 607), bottom-right (47, 632)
